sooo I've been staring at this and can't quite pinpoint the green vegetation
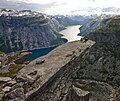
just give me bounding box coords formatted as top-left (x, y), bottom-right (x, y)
top-left (7, 53), bottom-right (21, 63)
top-left (0, 51), bottom-right (4, 55)
top-left (0, 52), bottom-right (27, 78)
top-left (0, 51), bottom-right (4, 57)
top-left (0, 64), bottom-right (23, 78)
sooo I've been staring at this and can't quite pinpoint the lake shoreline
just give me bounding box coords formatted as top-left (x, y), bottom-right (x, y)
top-left (60, 25), bottom-right (82, 42)
top-left (14, 25), bottom-right (82, 61)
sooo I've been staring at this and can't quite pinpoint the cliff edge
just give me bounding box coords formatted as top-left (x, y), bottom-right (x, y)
top-left (2, 15), bottom-right (120, 101)
top-left (3, 40), bottom-right (94, 101)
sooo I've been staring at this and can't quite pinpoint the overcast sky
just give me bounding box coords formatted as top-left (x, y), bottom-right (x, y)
top-left (0, 0), bottom-right (120, 15)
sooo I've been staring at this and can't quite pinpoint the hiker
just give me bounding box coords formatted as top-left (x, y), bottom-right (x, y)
top-left (80, 37), bottom-right (88, 43)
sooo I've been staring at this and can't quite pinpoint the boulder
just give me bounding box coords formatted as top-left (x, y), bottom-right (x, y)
top-left (72, 86), bottom-right (90, 97)
top-left (0, 77), bottom-right (12, 82)
top-left (4, 80), bottom-right (17, 87)
top-left (6, 88), bottom-right (25, 100)
top-left (66, 86), bottom-right (91, 101)
top-left (2, 86), bottom-right (11, 92)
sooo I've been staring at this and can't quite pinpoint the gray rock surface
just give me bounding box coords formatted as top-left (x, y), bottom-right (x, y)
top-left (0, 40), bottom-right (93, 101)
top-left (65, 85), bottom-right (91, 101)
top-left (5, 80), bottom-right (17, 87)
top-left (2, 86), bottom-right (11, 92)
top-left (0, 77), bottom-right (11, 82)
top-left (79, 15), bottom-right (113, 36)
top-left (6, 88), bottom-right (25, 100)
top-left (0, 9), bottom-right (66, 53)
top-left (23, 15), bottom-right (120, 101)
top-left (0, 91), bottom-right (4, 100)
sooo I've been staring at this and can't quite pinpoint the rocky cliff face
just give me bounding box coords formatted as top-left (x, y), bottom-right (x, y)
top-left (79, 14), bottom-right (113, 36)
top-left (0, 9), bottom-right (66, 53)
top-left (1, 15), bottom-right (120, 101)
top-left (2, 40), bottom-right (94, 101)
top-left (24, 15), bottom-right (120, 101)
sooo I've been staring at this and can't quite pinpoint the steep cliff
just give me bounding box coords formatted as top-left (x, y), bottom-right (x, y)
top-left (0, 9), bottom-right (66, 53)
top-left (2, 40), bottom-right (94, 101)
top-left (1, 15), bottom-right (120, 101)
top-left (79, 14), bottom-right (113, 36)
top-left (24, 15), bottom-right (120, 101)
top-left (74, 15), bottom-right (120, 101)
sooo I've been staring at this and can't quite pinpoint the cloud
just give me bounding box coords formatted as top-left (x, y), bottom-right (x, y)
top-left (102, 7), bottom-right (120, 13)
top-left (0, 0), bottom-right (57, 12)
top-left (69, 7), bottom-right (120, 15)
top-left (0, 0), bottom-right (120, 15)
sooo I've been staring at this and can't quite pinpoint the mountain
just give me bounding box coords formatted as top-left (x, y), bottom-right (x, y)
top-left (0, 9), bottom-right (66, 53)
top-left (1, 15), bottom-right (120, 101)
top-left (74, 15), bottom-right (120, 101)
top-left (79, 14), bottom-right (114, 36)
top-left (52, 15), bottom-right (94, 27)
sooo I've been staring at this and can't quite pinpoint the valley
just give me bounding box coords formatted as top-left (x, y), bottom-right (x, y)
top-left (0, 8), bottom-right (120, 101)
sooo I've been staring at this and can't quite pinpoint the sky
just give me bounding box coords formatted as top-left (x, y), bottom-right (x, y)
top-left (0, 0), bottom-right (120, 15)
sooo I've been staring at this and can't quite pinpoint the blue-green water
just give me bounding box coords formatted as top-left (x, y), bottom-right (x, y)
top-left (27, 46), bottom-right (57, 61)
top-left (26, 25), bottom-right (81, 61)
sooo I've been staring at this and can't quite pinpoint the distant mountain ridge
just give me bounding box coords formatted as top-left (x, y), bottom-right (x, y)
top-left (52, 15), bottom-right (94, 26)
top-left (0, 9), bottom-right (94, 53)
top-left (0, 9), bottom-right (67, 53)
top-left (79, 14), bottom-right (114, 36)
